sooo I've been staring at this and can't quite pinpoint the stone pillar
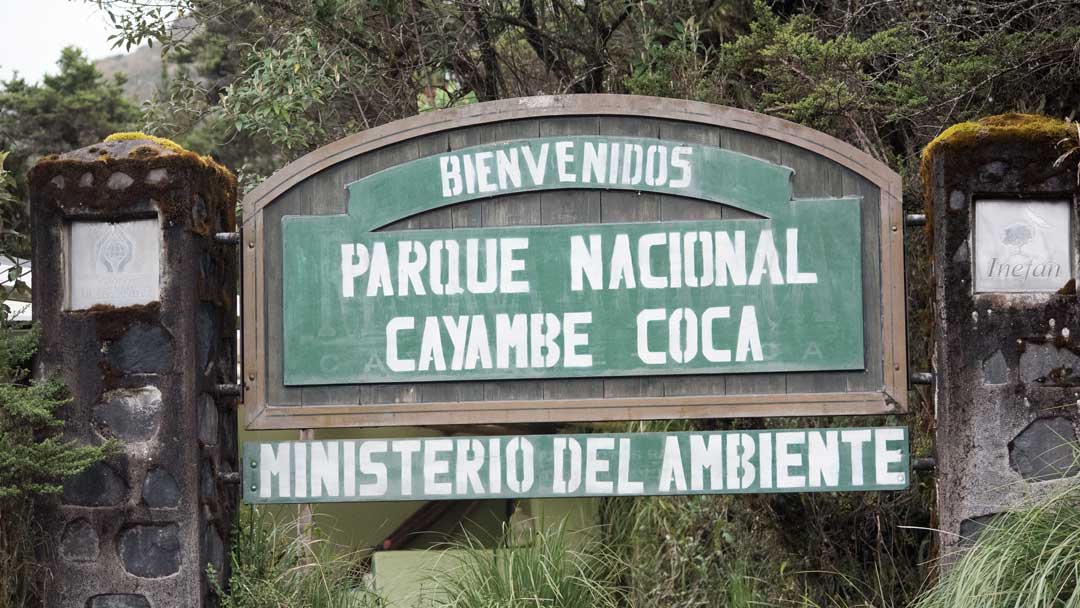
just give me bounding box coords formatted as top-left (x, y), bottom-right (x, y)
top-left (924, 114), bottom-right (1080, 563)
top-left (29, 137), bottom-right (239, 607)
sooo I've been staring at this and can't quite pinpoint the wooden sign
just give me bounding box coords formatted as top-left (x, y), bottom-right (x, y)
top-left (244, 427), bottom-right (909, 503)
top-left (242, 96), bottom-right (906, 429)
top-left (283, 136), bottom-right (864, 384)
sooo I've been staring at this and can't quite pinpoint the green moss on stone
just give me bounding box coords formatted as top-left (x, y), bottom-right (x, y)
top-left (919, 114), bottom-right (1077, 224)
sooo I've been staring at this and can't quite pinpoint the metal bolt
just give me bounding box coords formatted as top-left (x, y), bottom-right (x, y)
top-left (213, 232), bottom-right (240, 245)
top-left (212, 384), bottom-right (243, 398)
top-left (250, 460), bottom-right (257, 469)
top-left (219, 472), bottom-right (242, 484)
top-left (910, 372), bottom-right (934, 385)
top-left (912, 457), bottom-right (936, 471)
top-left (250, 484), bottom-right (257, 492)
top-left (248, 241), bottom-right (255, 249)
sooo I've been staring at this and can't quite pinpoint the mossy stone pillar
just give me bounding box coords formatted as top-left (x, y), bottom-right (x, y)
top-left (29, 137), bottom-right (239, 607)
top-left (924, 114), bottom-right (1080, 564)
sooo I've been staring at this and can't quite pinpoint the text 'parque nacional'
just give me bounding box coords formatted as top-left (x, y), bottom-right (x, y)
top-left (282, 135), bottom-right (865, 385)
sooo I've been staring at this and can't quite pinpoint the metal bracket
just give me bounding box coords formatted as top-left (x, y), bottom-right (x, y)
top-left (905, 214), bottom-right (927, 227)
top-left (912, 457), bottom-right (936, 471)
top-left (910, 372), bottom-right (934, 385)
top-left (218, 471), bottom-right (242, 484)
top-left (213, 232), bottom-right (240, 245)
top-left (212, 384), bottom-right (243, 398)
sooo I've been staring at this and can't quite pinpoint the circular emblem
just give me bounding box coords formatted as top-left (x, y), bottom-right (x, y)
top-left (96, 224), bottom-right (135, 273)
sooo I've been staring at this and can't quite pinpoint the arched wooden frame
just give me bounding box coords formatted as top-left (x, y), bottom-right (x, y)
top-left (242, 95), bottom-right (906, 430)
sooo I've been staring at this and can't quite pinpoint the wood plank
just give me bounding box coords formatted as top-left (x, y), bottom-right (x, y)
top-left (420, 128), bottom-right (486, 403)
top-left (264, 191), bottom-right (303, 406)
top-left (479, 120), bottom-right (544, 402)
top-left (539, 117), bottom-right (601, 225)
top-left (537, 116), bottom-right (604, 400)
top-left (251, 391), bottom-right (895, 430)
top-left (415, 133), bottom-right (454, 230)
top-left (659, 121), bottom-right (725, 223)
top-left (449, 128), bottom-right (484, 228)
top-left (301, 168), bottom-right (361, 406)
top-left (782, 144), bottom-right (848, 394)
top-left (361, 140), bottom-right (423, 405)
top-left (656, 122), bottom-right (726, 397)
top-left (596, 117), bottom-right (665, 398)
top-left (842, 169), bottom-right (884, 393)
top-left (719, 128), bottom-right (787, 396)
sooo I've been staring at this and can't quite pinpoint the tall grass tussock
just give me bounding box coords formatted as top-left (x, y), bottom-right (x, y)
top-left (914, 486), bottom-right (1080, 608)
top-left (423, 522), bottom-right (623, 608)
top-left (214, 506), bottom-right (382, 608)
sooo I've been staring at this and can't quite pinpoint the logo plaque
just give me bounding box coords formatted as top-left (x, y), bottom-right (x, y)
top-left (68, 219), bottom-right (160, 309)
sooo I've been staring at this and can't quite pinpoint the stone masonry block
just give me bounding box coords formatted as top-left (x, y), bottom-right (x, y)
top-left (92, 386), bottom-right (162, 442)
top-left (108, 324), bottom-right (174, 373)
top-left (119, 524), bottom-right (181, 578)
top-left (62, 462), bottom-right (127, 507)
top-left (1009, 417), bottom-right (1080, 481)
top-left (60, 519), bottom-right (99, 562)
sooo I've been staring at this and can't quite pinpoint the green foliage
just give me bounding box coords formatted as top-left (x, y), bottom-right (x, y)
top-left (914, 488), bottom-right (1080, 608)
top-left (221, 28), bottom-right (354, 150)
top-left (0, 317), bottom-right (118, 605)
top-left (0, 316), bottom-right (120, 500)
top-left (215, 506), bottom-right (382, 608)
top-left (624, 18), bottom-right (724, 103)
top-left (595, 419), bottom-right (930, 608)
top-left (602, 492), bottom-right (769, 607)
top-left (0, 153), bottom-right (25, 265)
top-left (0, 47), bottom-right (139, 166)
top-left (425, 522), bottom-right (623, 608)
top-left (0, 48), bottom-right (139, 257)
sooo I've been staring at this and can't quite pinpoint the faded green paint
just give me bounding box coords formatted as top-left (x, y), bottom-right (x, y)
top-left (342, 136), bottom-right (794, 231)
top-left (282, 136), bottom-right (863, 385)
top-left (243, 427), bottom-right (909, 503)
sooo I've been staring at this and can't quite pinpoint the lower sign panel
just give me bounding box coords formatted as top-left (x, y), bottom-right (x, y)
top-left (244, 427), bottom-right (908, 503)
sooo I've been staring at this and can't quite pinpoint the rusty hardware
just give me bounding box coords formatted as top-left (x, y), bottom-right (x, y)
top-left (212, 384), bottom-right (243, 398)
top-left (218, 472), bottom-right (242, 485)
top-left (910, 372), bottom-right (934, 385)
top-left (905, 214), bottom-right (927, 227)
top-left (912, 458), bottom-right (936, 471)
top-left (213, 232), bottom-right (240, 245)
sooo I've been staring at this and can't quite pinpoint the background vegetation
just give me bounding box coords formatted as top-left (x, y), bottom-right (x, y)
top-left (0, 251), bottom-right (117, 606)
top-left (214, 507), bottom-right (381, 608)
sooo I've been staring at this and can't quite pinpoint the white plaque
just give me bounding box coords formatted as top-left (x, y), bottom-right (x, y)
top-left (974, 199), bottom-right (1072, 293)
top-left (67, 219), bottom-right (161, 309)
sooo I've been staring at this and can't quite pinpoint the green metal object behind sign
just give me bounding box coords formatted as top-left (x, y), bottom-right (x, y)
top-left (283, 136), bottom-right (863, 385)
top-left (243, 427), bottom-right (909, 503)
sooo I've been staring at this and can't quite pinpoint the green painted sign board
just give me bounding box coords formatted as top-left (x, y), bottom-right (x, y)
top-left (282, 136), bottom-right (863, 385)
top-left (243, 427), bottom-right (908, 503)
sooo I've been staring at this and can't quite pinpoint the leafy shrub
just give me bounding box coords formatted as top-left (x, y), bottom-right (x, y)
top-left (0, 152), bottom-right (118, 607)
top-left (0, 325), bottom-right (118, 606)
